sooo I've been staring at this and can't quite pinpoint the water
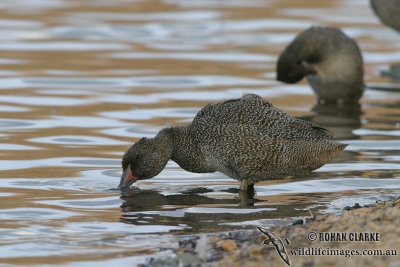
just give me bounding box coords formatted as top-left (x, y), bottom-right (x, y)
top-left (0, 0), bottom-right (400, 265)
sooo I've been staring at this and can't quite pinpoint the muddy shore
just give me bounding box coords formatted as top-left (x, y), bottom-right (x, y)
top-left (143, 198), bottom-right (400, 267)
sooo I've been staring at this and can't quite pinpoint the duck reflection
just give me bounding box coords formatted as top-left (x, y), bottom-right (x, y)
top-left (120, 187), bottom-right (239, 212)
top-left (380, 64), bottom-right (400, 82)
top-left (368, 82), bottom-right (400, 94)
top-left (119, 188), bottom-right (317, 232)
top-left (301, 103), bottom-right (362, 140)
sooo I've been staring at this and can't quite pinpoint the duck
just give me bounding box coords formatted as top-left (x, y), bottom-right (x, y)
top-left (119, 94), bottom-right (346, 193)
top-left (370, 0), bottom-right (400, 82)
top-left (370, 0), bottom-right (400, 33)
top-left (276, 26), bottom-right (364, 104)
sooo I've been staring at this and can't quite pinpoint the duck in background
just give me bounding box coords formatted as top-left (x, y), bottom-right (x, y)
top-left (276, 26), bottom-right (362, 165)
top-left (370, 0), bottom-right (400, 33)
top-left (276, 26), bottom-right (364, 105)
top-left (370, 0), bottom-right (400, 81)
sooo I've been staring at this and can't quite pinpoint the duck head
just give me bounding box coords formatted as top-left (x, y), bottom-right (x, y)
top-left (276, 48), bottom-right (319, 84)
top-left (119, 137), bottom-right (171, 189)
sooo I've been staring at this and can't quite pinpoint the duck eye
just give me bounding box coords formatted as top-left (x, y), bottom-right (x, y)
top-left (136, 155), bottom-right (144, 160)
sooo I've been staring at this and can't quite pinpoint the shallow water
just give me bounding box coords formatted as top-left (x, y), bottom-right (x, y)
top-left (0, 0), bottom-right (400, 265)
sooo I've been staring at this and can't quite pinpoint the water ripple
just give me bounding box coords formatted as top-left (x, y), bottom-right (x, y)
top-left (0, 208), bottom-right (80, 220)
top-left (29, 135), bottom-right (129, 146)
top-left (110, 52), bottom-right (276, 62)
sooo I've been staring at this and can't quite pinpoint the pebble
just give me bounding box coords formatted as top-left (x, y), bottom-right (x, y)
top-left (218, 240), bottom-right (237, 252)
top-left (352, 207), bottom-right (373, 215)
top-left (145, 199), bottom-right (400, 267)
top-left (292, 219), bottom-right (304, 225)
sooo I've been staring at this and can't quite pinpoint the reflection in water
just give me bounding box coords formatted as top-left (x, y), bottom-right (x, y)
top-left (301, 102), bottom-right (362, 140)
top-left (120, 187), bottom-right (238, 211)
top-left (119, 188), bottom-right (312, 233)
top-left (380, 64), bottom-right (400, 81)
top-left (368, 82), bottom-right (400, 94)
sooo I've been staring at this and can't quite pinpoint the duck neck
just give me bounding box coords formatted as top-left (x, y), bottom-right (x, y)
top-left (157, 125), bottom-right (193, 160)
top-left (155, 125), bottom-right (192, 161)
top-left (157, 125), bottom-right (212, 173)
top-left (153, 127), bottom-right (176, 160)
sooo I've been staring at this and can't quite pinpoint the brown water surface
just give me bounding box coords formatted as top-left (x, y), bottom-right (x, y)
top-left (1, 0), bottom-right (400, 265)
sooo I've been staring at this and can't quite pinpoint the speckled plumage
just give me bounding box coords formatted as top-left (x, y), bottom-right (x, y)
top-left (277, 26), bottom-right (364, 104)
top-left (121, 94), bottom-right (346, 190)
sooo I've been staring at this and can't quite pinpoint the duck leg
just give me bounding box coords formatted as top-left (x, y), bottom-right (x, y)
top-left (239, 178), bottom-right (255, 206)
top-left (240, 178), bottom-right (252, 192)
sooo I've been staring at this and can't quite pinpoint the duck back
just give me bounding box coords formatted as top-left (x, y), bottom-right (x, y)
top-left (190, 94), bottom-right (346, 182)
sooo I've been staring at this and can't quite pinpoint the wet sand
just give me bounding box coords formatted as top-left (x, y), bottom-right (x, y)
top-left (146, 198), bottom-right (400, 267)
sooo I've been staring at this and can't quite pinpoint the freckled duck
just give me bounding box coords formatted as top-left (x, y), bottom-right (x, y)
top-left (277, 26), bottom-right (364, 104)
top-left (119, 94), bottom-right (347, 192)
top-left (370, 0), bottom-right (400, 33)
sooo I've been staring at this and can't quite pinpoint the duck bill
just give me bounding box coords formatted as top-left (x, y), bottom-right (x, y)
top-left (119, 164), bottom-right (138, 189)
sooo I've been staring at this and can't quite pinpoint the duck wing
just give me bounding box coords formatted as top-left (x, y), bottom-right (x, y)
top-left (191, 93), bottom-right (332, 141)
top-left (189, 94), bottom-right (343, 180)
